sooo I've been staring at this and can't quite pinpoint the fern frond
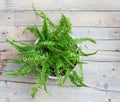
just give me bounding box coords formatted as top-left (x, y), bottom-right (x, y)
top-left (78, 48), bottom-right (98, 56)
top-left (74, 37), bottom-right (96, 44)
top-left (6, 64), bottom-right (33, 76)
top-left (69, 70), bottom-right (87, 87)
top-left (31, 81), bottom-right (41, 98)
top-left (7, 39), bottom-right (24, 51)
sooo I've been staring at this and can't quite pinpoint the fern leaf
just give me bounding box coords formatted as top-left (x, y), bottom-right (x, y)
top-left (6, 64), bottom-right (33, 76)
top-left (74, 37), bottom-right (96, 44)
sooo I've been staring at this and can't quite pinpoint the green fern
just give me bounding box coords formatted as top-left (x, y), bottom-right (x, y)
top-left (6, 6), bottom-right (97, 98)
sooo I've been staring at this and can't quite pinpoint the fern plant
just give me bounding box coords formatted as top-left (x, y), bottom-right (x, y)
top-left (6, 7), bottom-right (97, 98)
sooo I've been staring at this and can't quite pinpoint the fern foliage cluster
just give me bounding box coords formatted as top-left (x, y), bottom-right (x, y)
top-left (6, 7), bottom-right (97, 98)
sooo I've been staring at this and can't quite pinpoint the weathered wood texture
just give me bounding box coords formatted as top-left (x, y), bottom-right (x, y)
top-left (0, 0), bottom-right (120, 11)
top-left (0, 27), bottom-right (120, 42)
top-left (0, 82), bottom-right (120, 102)
top-left (2, 11), bottom-right (120, 27)
top-left (0, 62), bottom-right (120, 91)
top-left (0, 0), bottom-right (120, 102)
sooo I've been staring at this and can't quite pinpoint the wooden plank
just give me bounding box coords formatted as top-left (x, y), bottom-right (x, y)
top-left (0, 26), bottom-right (35, 42)
top-left (1, 40), bottom-right (120, 52)
top-left (0, 0), bottom-right (119, 101)
top-left (0, 27), bottom-right (120, 42)
top-left (72, 27), bottom-right (120, 40)
top-left (0, 62), bottom-right (120, 91)
top-left (1, 0), bottom-right (120, 11)
top-left (0, 50), bottom-right (120, 61)
top-left (82, 50), bottom-right (120, 62)
top-left (1, 11), bottom-right (120, 27)
top-left (0, 81), bottom-right (120, 102)
top-left (14, 11), bottom-right (120, 27)
top-left (0, 40), bottom-right (120, 61)
top-left (0, 11), bottom-right (14, 26)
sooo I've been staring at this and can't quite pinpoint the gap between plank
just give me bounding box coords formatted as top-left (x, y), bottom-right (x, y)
top-left (2, 9), bottom-right (120, 12)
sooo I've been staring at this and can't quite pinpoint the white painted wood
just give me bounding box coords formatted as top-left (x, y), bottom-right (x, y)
top-left (1, 40), bottom-right (120, 52)
top-left (0, 27), bottom-right (120, 42)
top-left (14, 11), bottom-right (120, 27)
top-left (1, 50), bottom-right (120, 61)
top-left (0, 11), bottom-right (14, 26)
top-left (0, 0), bottom-right (120, 101)
top-left (0, 40), bottom-right (120, 61)
top-left (0, 62), bottom-right (120, 91)
top-left (0, 81), bottom-right (120, 102)
top-left (1, 40), bottom-right (119, 53)
top-left (82, 50), bottom-right (120, 62)
top-left (1, 0), bottom-right (120, 11)
top-left (1, 11), bottom-right (120, 27)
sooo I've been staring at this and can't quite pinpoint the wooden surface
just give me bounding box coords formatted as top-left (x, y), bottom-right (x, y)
top-left (0, 0), bottom-right (120, 102)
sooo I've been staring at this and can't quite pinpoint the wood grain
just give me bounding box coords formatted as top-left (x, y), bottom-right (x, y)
top-left (14, 11), bottom-right (120, 27)
top-left (0, 0), bottom-right (120, 101)
top-left (1, 40), bottom-right (120, 52)
top-left (1, 0), bottom-right (120, 11)
top-left (0, 27), bottom-right (120, 43)
top-left (1, 40), bottom-right (120, 51)
top-left (0, 11), bottom-right (14, 26)
top-left (0, 50), bottom-right (120, 62)
top-left (1, 11), bottom-right (120, 27)
top-left (0, 81), bottom-right (120, 102)
top-left (0, 62), bottom-right (120, 91)
top-left (0, 40), bottom-right (120, 61)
